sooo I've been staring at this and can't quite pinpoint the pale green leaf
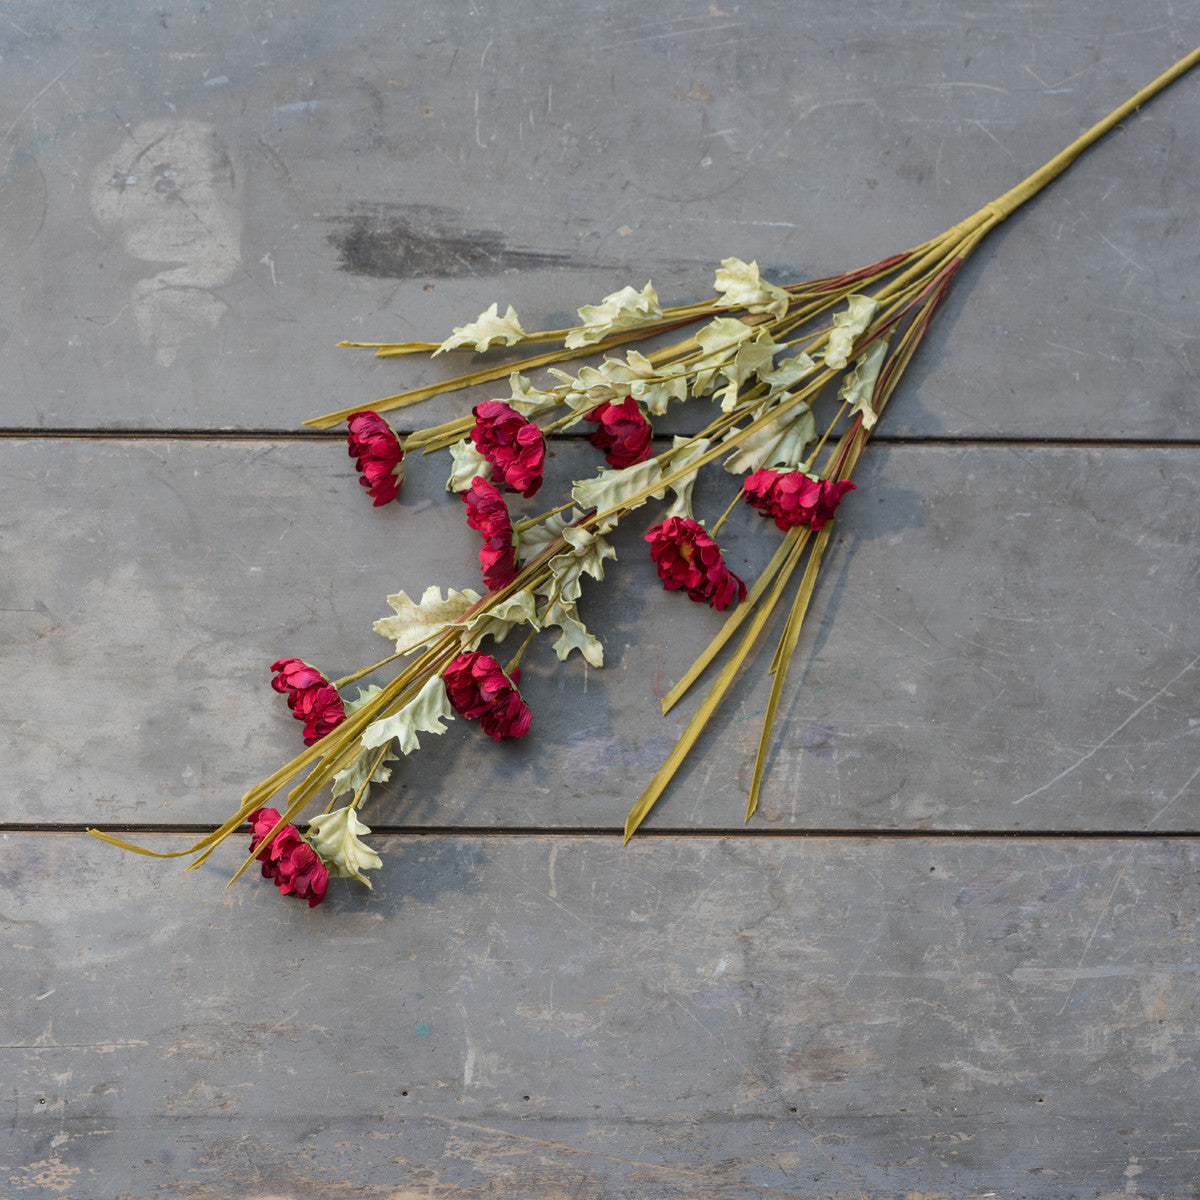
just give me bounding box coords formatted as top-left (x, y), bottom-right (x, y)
top-left (330, 745), bottom-right (397, 801)
top-left (663, 436), bottom-right (713, 520)
top-left (461, 588), bottom-right (540, 650)
top-left (837, 337), bottom-right (888, 430)
top-left (544, 599), bottom-right (605, 667)
top-left (759, 353), bottom-right (817, 390)
top-left (825, 294), bottom-right (878, 369)
top-left (716, 329), bottom-right (783, 412)
top-left (564, 282), bottom-right (662, 349)
top-left (516, 509), bottom-right (580, 561)
top-left (694, 316), bottom-right (757, 357)
top-left (722, 400), bottom-right (817, 474)
top-left (306, 807), bottom-right (384, 886)
top-left (361, 675), bottom-right (455, 755)
top-left (504, 371), bottom-right (559, 417)
top-left (713, 257), bottom-right (790, 319)
top-left (331, 686), bottom-right (398, 801)
top-left (435, 303), bottom-right (526, 355)
top-left (571, 459), bottom-right (665, 526)
top-left (446, 438), bottom-right (491, 492)
top-left (374, 585), bottom-right (482, 653)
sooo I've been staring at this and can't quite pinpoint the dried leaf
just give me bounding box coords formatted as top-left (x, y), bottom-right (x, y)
top-left (306, 807), bottom-right (384, 886)
top-left (374, 586), bottom-right (480, 654)
top-left (714, 257), bottom-right (790, 319)
top-left (722, 401), bottom-right (817, 474)
top-left (446, 438), bottom-right (491, 492)
top-left (564, 282), bottom-right (662, 349)
top-left (435, 303), bottom-right (526, 355)
top-left (571, 459), bottom-right (666, 525)
top-left (360, 676), bottom-right (455, 755)
top-left (825, 294), bottom-right (878, 369)
top-left (837, 337), bottom-right (888, 430)
top-left (663, 436), bottom-right (712, 520)
top-left (461, 589), bottom-right (540, 649)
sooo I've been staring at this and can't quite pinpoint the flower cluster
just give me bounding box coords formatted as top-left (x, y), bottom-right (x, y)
top-left (347, 411), bottom-right (405, 505)
top-left (270, 658), bottom-right (346, 745)
top-left (443, 652), bottom-right (532, 741)
top-left (645, 518), bottom-right (746, 611)
top-left (248, 807), bottom-right (329, 906)
top-left (471, 401), bottom-right (545, 497)
top-left (585, 396), bottom-right (653, 468)
top-left (463, 477), bottom-right (519, 591)
top-left (743, 469), bottom-right (856, 531)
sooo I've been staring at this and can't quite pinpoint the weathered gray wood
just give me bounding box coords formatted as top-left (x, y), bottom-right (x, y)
top-left (4, 439), bottom-right (1197, 831)
top-left (0, 2), bottom-right (1197, 435)
top-left (3, 834), bottom-right (1197, 1198)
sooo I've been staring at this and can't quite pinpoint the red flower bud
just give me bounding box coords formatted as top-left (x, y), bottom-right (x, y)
top-left (743, 468), bottom-right (856, 531)
top-left (247, 807), bottom-right (329, 907)
top-left (470, 400), bottom-right (545, 497)
top-left (463, 476), bottom-right (519, 592)
top-left (347, 411), bottom-right (406, 506)
top-left (644, 517), bottom-right (746, 611)
top-left (585, 396), bottom-right (653, 468)
top-left (268, 659), bottom-right (346, 745)
top-left (443, 651), bottom-right (532, 742)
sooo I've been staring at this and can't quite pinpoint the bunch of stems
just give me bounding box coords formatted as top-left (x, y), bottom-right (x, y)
top-left (90, 44), bottom-right (1199, 876)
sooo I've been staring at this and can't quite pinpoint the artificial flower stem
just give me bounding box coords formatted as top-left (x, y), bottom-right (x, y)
top-left (747, 525), bottom-right (834, 820)
top-left (660, 528), bottom-right (805, 714)
top-left (504, 626), bottom-right (539, 677)
top-left (625, 529), bottom-right (810, 841)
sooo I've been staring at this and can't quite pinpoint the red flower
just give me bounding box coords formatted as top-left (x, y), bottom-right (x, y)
top-left (463, 476), bottom-right (519, 591)
top-left (645, 517), bottom-right (746, 611)
top-left (347, 410), bottom-right (406, 505)
top-left (743, 468), bottom-right (856, 531)
top-left (247, 807), bottom-right (329, 907)
top-left (269, 658), bottom-right (347, 745)
top-left (470, 400), bottom-right (545, 497)
top-left (443, 652), bottom-right (532, 742)
top-left (585, 396), bottom-right (653, 468)
top-left (270, 657), bottom-right (325, 695)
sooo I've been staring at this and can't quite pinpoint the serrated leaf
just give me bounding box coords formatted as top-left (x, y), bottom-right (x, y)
top-left (564, 282), bottom-right (662, 349)
top-left (306, 807), bottom-right (384, 886)
top-left (759, 353), bottom-right (817, 390)
top-left (716, 329), bottom-right (783, 412)
top-left (330, 745), bottom-right (397, 801)
top-left (544, 599), bottom-right (605, 667)
top-left (694, 316), bottom-right (757, 357)
top-left (361, 675), bottom-right (455, 756)
top-left (837, 337), bottom-right (888, 430)
top-left (374, 585), bottom-right (482, 654)
top-left (663, 436), bottom-right (712, 520)
top-left (825, 294), bottom-right (878, 370)
top-left (330, 686), bottom-right (398, 802)
top-left (435, 303), bottom-right (526, 355)
top-left (571, 459), bottom-right (665, 527)
top-left (504, 371), bottom-right (559, 417)
top-left (461, 588), bottom-right (540, 650)
top-left (722, 401), bottom-right (817, 474)
top-left (446, 438), bottom-right (491, 492)
top-left (517, 509), bottom-right (581, 561)
top-left (713, 257), bottom-right (790, 319)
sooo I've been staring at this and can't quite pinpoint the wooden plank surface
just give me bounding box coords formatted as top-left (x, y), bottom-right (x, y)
top-left (4, 439), bottom-right (1197, 832)
top-left (0, 2), bottom-right (1196, 436)
top-left (3, 835), bottom-right (1197, 1199)
top-left (4, 2), bottom-right (1200, 1197)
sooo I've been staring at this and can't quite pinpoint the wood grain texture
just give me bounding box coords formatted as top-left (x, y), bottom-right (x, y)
top-left (3, 835), bottom-right (1197, 1199)
top-left (0, 1), bottom-right (1196, 434)
top-left (4, 439), bottom-right (1196, 832)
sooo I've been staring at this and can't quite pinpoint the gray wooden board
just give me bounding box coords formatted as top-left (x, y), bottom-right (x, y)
top-left (4, 439), bottom-right (1197, 832)
top-left (2, 834), bottom-right (1197, 1199)
top-left (1, 1), bottom-right (1198, 436)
